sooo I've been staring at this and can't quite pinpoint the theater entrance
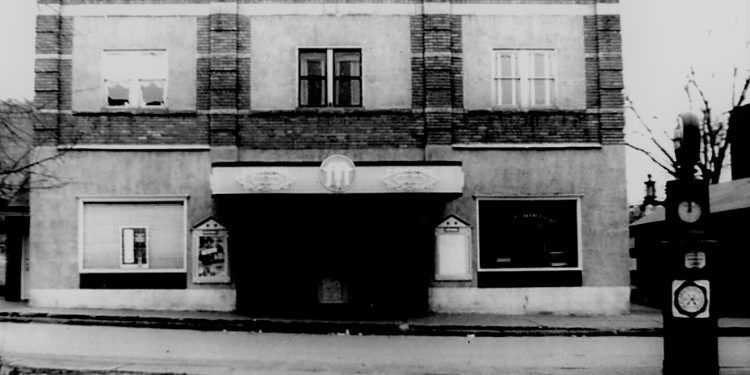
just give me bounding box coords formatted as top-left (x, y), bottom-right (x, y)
top-left (221, 194), bottom-right (443, 318)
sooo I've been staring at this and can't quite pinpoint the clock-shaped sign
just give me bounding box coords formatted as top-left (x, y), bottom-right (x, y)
top-left (672, 280), bottom-right (710, 318)
top-left (677, 200), bottom-right (702, 223)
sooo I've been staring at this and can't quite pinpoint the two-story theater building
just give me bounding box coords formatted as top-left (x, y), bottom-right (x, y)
top-left (27, 0), bottom-right (628, 316)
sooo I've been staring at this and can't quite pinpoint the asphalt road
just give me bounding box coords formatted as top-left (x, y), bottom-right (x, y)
top-left (1, 322), bottom-right (749, 374)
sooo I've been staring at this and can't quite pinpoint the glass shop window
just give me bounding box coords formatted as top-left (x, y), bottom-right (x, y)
top-left (478, 198), bottom-right (579, 270)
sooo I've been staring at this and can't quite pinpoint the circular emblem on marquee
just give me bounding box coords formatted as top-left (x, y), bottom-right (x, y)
top-left (319, 155), bottom-right (356, 192)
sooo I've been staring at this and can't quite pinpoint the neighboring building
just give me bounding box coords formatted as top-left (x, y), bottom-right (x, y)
top-left (630, 178), bottom-right (750, 316)
top-left (25, 0), bottom-right (627, 315)
top-left (730, 103), bottom-right (750, 180)
top-left (0, 101), bottom-right (32, 302)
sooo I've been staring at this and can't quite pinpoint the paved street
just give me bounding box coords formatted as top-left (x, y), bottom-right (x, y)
top-left (1, 322), bottom-right (749, 374)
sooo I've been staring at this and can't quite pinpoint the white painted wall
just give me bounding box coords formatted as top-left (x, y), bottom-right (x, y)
top-left (250, 15), bottom-right (412, 110)
top-left (72, 17), bottom-right (197, 111)
top-left (462, 15), bottom-right (586, 110)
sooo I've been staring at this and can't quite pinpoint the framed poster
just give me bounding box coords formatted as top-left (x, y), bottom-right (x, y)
top-left (434, 215), bottom-right (472, 281)
top-left (192, 218), bottom-right (230, 283)
top-left (121, 226), bottom-right (148, 269)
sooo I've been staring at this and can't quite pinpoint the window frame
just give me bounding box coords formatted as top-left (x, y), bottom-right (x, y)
top-left (493, 49), bottom-right (557, 109)
top-left (101, 49), bottom-right (169, 109)
top-left (298, 47), bottom-right (363, 108)
top-left (77, 195), bottom-right (188, 274)
top-left (476, 196), bottom-right (582, 272)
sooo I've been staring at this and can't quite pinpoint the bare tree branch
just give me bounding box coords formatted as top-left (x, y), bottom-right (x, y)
top-left (626, 142), bottom-right (677, 177)
top-left (625, 99), bottom-right (678, 170)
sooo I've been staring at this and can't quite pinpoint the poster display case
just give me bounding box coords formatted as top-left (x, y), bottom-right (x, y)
top-left (192, 217), bottom-right (230, 284)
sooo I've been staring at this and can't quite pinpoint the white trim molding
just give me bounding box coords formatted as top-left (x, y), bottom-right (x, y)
top-left (453, 143), bottom-right (602, 150)
top-left (59, 144), bottom-right (210, 151)
top-left (38, 2), bottom-right (620, 17)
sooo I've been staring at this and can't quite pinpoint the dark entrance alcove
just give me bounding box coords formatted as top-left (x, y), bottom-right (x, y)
top-left (217, 194), bottom-right (447, 319)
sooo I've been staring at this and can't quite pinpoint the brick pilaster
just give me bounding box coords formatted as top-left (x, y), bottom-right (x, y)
top-left (198, 2), bottom-right (247, 146)
top-left (33, 1), bottom-right (73, 145)
top-left (412, 7), bottom-right (463, 146)
top-left (584, 1), bottom-right (625, 145)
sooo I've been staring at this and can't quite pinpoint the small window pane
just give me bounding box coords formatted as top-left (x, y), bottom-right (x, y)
top-left (532, 79), bottom-right (547, 105)
top-left (301, 79), bottom-right (325, 106)
top-left (499, 79), bottom-right (518, 105)
top-left (499, 54), bottom-right (514, 78)
top-left (106, 80), bottom-right (130, 106)
top-left (140, 79), bottom-right (165, 106)
top-left (335, 79), bottom-right (361, 106)
top-left (300, 52), bottom-right (326, 76)
top-left (532, 52), bottom-right (547, 77)
top-left (334, 51), bottom-right (361, 77)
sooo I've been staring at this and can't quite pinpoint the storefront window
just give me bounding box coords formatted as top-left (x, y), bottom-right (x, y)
top-left (80, 199), bottom-right (186, 272)
top-left (478, 198), bottom-right (580, 270)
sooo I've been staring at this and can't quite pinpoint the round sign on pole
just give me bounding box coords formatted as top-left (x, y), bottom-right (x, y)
top-left (319, 155), bottom-right (356, 192)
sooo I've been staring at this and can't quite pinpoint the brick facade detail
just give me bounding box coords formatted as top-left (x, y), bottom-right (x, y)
top-left (584, 13), bottom-right (625, 145)
top-left (411, 14), bottom-right (463, 146)
top-left (60, 113), bottom-right (209, 144)
top-left (238, 111), bottom-right (424, 149)
top-left (34, 11), bottom-right (73, 145)
top-left (455, 111), bottom-right (600, 144)
top-left (34, 0), bottom-right (624, 148)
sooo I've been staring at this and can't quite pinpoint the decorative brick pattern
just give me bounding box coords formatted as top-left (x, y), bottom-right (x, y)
top-left (411, 13), bottom-right (463, 145)
top-left (34, 0), bottom-right (623, 149)
top-left (238, 111), bottom-right (424, 149)
top-left (583, 13), bottom-right (625, 145)
top-left (197, 7), bottom-right (247, 145)
top-left (34, 11), bottom-right (74, 143)
top-left (455, 111), bottom-right (600, 144)
top-left (50, 0), bottom-right (612, 4)
top-left (60, 113), bottom-right (209, 144)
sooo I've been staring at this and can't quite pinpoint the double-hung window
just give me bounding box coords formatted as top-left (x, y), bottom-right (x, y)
top-left (494, 49), bottom-right (556, 107)
top-left (299, 49), bottom-right (361, 107)
top-left (102, 50), bottom-right (167, 108)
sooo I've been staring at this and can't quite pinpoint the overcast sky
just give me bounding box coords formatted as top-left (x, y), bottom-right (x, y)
top-left (0, 0), bottom-right (747, 203)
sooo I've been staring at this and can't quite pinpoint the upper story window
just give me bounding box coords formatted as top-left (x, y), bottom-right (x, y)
top-left (494, 49), bottom-right (556, 108)
top-left (299, 48), bottom-right (361, 107)
top-left (102, 50), bottom-right (167, 108)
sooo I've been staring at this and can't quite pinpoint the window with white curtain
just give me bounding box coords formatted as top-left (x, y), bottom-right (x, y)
top-left (102, 50), bottom-right (167, 108)
top-left (494, 49), bottom-right (556, 108)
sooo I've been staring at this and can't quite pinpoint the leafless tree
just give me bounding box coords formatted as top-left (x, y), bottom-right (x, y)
top-left (0, 100), bottom-right (69, 206)
top-left (626, 69), bottom-right (750, 184)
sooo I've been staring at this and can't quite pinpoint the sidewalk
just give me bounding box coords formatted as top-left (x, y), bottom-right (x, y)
top-left (1, 300), bottom-right (749, 337)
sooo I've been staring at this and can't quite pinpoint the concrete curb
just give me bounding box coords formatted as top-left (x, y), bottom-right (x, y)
top-left (0, 311), bottom-right (659, 337)
top-left (1, 311), bottom-right (748, 337)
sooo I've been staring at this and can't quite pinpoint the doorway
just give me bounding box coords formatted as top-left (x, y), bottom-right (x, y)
top-left (1, 215), bottom-right (29, 302)
top-left (223, 194), bottom-right (441, 318)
